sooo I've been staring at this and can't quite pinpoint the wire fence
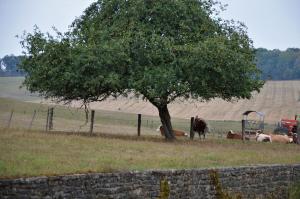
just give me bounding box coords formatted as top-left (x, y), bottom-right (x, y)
top-left (0, 106), bottom-right (161, 136)
top-left (0, 105), bottom-right (277, 138)
top-left (0, 108), bottom-right (48, 131)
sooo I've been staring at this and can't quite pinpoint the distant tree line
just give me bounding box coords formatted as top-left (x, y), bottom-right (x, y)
top-left (0, 55), bottom-right (24, 77)
top-left (256, 48), bottom-right (300, 80)
top-left (1, 48), bottom-right (300, 79)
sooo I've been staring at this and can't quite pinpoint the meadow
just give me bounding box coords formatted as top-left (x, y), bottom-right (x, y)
top-left (0, 77), bottom-right (299, 179)
top-left (0, 97), bottom-right (275, 136)
top-left (0, 77), bottom-right (40, 101)
top-left (1, 128), bottom-right (300, 179)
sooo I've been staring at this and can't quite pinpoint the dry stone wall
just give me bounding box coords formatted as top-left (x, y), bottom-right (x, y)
top-left (0, 164), bottom-right (300, 199)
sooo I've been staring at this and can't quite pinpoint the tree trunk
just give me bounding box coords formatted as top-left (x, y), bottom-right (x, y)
top-left (157, 105), bottom-right (176, 141)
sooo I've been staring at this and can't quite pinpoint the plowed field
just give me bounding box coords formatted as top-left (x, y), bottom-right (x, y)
top-left (1, 77), bottom-right (300, 123)
top-left (90, 81), bottom-right (300, 123)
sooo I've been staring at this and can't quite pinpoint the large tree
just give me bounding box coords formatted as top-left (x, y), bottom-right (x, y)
top-left (20, 0), bottom-right (264, 140)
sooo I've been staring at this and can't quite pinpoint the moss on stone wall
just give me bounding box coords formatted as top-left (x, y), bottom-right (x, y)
top-left (209, 170), bottom-right (241, 199)
top-left (289, 182), bottom-right (300, 199)
top-left (158, 177), bottom-right (170, 199)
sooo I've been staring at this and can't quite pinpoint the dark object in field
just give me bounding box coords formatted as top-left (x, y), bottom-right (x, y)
top-left (273, 126), bottom-right (289, 134)
top-left (292, 133), bottom-right (298, 144)
top-left (192, 116), bottom-right (208, 139)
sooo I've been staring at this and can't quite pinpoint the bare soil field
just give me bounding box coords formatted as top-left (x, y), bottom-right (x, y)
top-left (90, 81), bottom-right (300, 123)
top-left (1, 77), bottom-right (300, 123)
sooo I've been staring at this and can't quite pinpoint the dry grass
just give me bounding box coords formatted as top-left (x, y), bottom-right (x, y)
top-left (1, 129), bottom-right (300, 179)
top-left (0, 77), bottom-right (40, 101)
top-left (2, 77), bottom-right (300, 123)
top-left (89, 80), bottom-right (300, 123)
top-left (0, 97), bottom-right (276, 137)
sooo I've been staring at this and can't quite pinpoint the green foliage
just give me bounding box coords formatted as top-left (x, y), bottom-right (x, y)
top-left (19, 0), bottom-right (263, 139)
top-left (209, 170), bottom-right (242, 199)
top-left (256, 48), bottom-right (300, 80)
top-left (19, 26), bottom-right (123, 103)
top-left (289, 182), bottom-right (300, 199)
top-left (159, 178), bottom-right (170, 199)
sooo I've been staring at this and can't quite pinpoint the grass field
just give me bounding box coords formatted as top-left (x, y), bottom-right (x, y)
top-left (0, 78), bottom-right (277, 135)
top-left (1, 129), bottom-right (300, 179)
top-left (0, 77), bottom-right (40, 101)
top-left (0, 77), bottom-right (299, 179)
top-left (0, 97), bottom-right (276, 136)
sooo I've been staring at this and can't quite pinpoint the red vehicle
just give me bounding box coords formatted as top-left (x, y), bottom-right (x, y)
top-left (275, 115), bottom-right (300, 135)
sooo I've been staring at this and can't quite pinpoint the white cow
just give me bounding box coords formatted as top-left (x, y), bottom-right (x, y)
top-left (255, 133), bottom-right (271, 142)
top-left (256, 133), bottom-right (293, 143)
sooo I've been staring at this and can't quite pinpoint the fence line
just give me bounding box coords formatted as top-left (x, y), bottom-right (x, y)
top-left (28, 110), bottom-right (36, 130)
top-left (89, 110), bottom-right (95, 135)
top-left (6, 110), bottom-right (14, 128)
top-left (0, 105), bottom-right (277, 138)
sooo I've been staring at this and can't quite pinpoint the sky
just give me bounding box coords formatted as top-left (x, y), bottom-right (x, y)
top-left (0, 0), bottom-right (300, 58)
top-left (220, 0), bottom-right (300, 50)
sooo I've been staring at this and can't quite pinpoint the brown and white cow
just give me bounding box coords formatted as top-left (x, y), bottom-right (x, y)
top-left (227, 130), bottom-right (250, 140)
top-left (255, 133), bottom-right (271, 142)
top-left (227, 130), bottom-right (242, 140)
top-left (270, 134), bottom-right (292, 144)
top-left (256, 133), bottom-right (293, 144)
top-left (157, 125), bottom-right (188, 137)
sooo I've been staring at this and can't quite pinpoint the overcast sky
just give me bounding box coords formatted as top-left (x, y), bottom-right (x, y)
top-left (0, 0), bottom-right (300, 58)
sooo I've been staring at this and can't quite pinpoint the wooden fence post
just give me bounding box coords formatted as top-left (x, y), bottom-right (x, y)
top-left (89, 110), bottom-right (95, 135)
top-left (45, 107), bottom-right (50, 132)
top-left (49, 107), bottom-right (54, 130)
top-left (28, 110), bottom-right (37, 130)
top-left (7, 110), bottom-right (14, 129)
top-left (242, 119), bottom-right (246, 142)
top-left (190, 117), bottom-right (194, 140)
top-left (137, 114), bottom-right (141, 136)
top-left (297, 121), bottom-right (300, 144)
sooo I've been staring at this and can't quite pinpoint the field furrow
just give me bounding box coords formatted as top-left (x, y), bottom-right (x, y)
top-left (2, 77), bottom-right (300, 123)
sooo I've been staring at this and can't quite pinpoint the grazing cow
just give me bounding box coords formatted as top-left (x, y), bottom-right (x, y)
top-left (227, 130), bottom-right (242, 139)
top-left (192, 116), bottom-right (209, 139)
top-left (157, 125), bottom-right (188, 137)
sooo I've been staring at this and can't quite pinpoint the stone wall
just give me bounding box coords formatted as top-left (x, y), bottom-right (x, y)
top-left (1, 164), bottom-right (300, 199)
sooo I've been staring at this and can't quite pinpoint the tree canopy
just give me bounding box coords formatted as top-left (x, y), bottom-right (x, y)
top-left (20, 0), bottom-right (264, 140)
top-left (256, 48), bottom-right (300, 80)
